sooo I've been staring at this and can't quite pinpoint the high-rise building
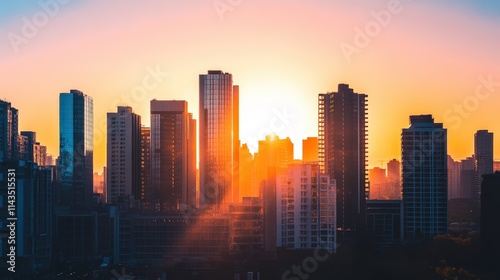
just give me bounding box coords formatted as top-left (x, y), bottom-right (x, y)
top-left (276, 162), bottom-right (336, 251)
top-left (199, 70), bottom-right (239, 208)
top-left (319, 84), bottom-right (368, 237)
top-left (302, 137), bottom-right (319, 162)
top-left (150, 100), bottom-right (196, 212)
top-left (447, 155), bottom-right (461, 200)
top-left (106, 106), bottom-right (141, 205)
top-left (0, 99), bottom-right (19, 161)
top-left (474, 130), bottom-right (493, 209)
top-left (401, 115), bottom-right (447, 241)
top-left (460, 156), bottom-right (475, 199)
top-left (58, 89), bottom-right (94, 210)
top-left (386, 159), bottom-right (401, 199)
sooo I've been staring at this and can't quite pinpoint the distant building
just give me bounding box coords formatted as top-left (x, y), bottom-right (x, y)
top-left (402, 115), bottom-right (447, 241)
top-left (302, 137), bottom-right (318, 162)
top-left (106, 106), bottom-right (141, 205)
top-left (255, 134), bottom-right (294, 187)
top-left (277, 162), bottom-right (336, 252)
top-left (447, 155), bottom-right (461, 200)
top-left (460, 156), bottom-right (475, 199)
top-left (369, 167), bottom-right (387, 200)
top-left (239, 144), bottom-right (256, 199)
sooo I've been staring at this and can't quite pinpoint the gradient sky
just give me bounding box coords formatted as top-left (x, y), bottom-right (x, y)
top-left (1, 0), bottom-right (499, 171)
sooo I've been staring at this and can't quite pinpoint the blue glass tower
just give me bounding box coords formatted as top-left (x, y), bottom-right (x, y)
top-left (59, 89), bottom-right (93, 210)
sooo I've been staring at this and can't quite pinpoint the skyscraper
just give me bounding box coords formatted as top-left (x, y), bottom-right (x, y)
top-left (447, 155), bottom-right (461, 200)
top-left (474, 130), bottom-right (493, 209)
top-left (0, 99), bottom-right (19, 161)
top-left (58, 89), bottom-right (94, 210)
top-left (402, 115), bottom-right (447, 241)
top-left (106, 106), bottom-right (141, 204)
top-left (318, 84), bottom-right (368, 237)
top-left (199, 70), bottom-right (239, 208)
top-left (150, 100), bottom-right (196, 212)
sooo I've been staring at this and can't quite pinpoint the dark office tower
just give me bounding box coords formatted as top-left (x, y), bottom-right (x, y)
top-left (480, 172), bottom-right (500, 269)
top-left (140, 127), bottom-right (151, 211)
top-left (199, 70), bottom-right (239, 208)
top-left (0, 99), bottom-right (19, 161)
top-left (107, 106), bottom-right (141, 205)
top-left (59, 89), bottom-right (94, 210)
top-left (402, 115), bottom-right (447, 241)
top-left (318, 84), bottom-right (368, 237)
top-left (150, 100), bottom-right (195, 212)
top-left (474, 130), bottom-right (493, 207)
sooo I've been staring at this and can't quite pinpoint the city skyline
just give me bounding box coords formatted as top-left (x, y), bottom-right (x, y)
top-left (1, 1), bottom-right (499, 172)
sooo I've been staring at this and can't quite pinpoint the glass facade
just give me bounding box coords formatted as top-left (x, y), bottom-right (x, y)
top-left (59, 89), bottom-right (93, 210)
top-left (199, 71), bottom-right (237, 208)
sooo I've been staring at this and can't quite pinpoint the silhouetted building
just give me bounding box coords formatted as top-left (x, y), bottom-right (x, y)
top-left (447, 155), bottom-right (461, 199)
top-left (366, 200), bottom-right (402, 250)
top-left (319, 84), bottom-right (368, 239)
top-left (150, 100), bottom-right (196, 212)
top-left (402, 115), bottom-right (447, 241)
top-left (0, 99), bottom-right (19, 161)
top-left (199, 70), bottom-right (239, 208)
top-left (460, 156), bottom-right (475, 199)
top-left (480, 172), bottom-right (500, 268)
top-left (106, 106), bottom-right (141, 205)
top-left (302, 137), bottom-right (318, 162)
top-left (474, 130), bottom-right (493, 221)
top-left (58, 89), bottom-right (94, 210)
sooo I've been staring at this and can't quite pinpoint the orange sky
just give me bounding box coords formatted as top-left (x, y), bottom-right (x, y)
top-left (0, 0), bottom-right (499, 171)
